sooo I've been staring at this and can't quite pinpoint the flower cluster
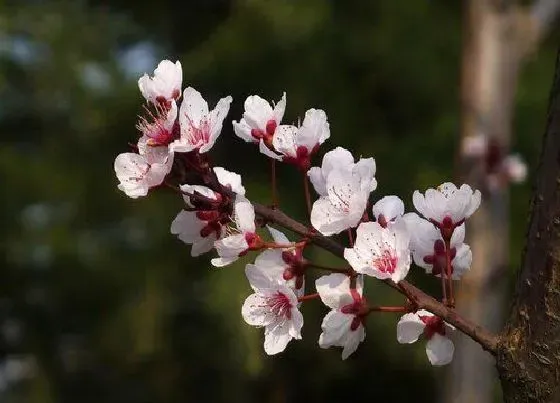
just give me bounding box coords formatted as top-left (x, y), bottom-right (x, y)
top-left (114, 59), bottom-right (483, 366)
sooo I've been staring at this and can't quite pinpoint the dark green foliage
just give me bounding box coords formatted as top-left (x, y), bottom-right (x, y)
top-left (0, 1), bottom-right (555, 402)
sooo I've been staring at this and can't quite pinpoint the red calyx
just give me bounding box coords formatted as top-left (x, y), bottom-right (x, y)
top-left (419, 315), bottom-right (446, 339)
top-left (377, 214), bottom-right (388, 228)
top-left (340, 289), bottom-right (368, 330)
top-left (283, 145), bottom-right (312, 172)
top-left (245, 232), bottom-right (263, 250)
top-left (423, 239), bottom-right (456, 276)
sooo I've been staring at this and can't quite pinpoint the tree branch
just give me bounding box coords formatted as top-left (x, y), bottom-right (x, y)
top-left (253, 202), bottom-right (500, 355)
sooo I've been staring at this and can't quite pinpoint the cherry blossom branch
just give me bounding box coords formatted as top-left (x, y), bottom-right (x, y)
top-left (366, 306), bottom-right (409, 314)
top-left (252, 202), bottom-right (500, 355)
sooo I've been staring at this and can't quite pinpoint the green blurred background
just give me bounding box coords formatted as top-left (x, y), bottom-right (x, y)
top-left (0, 1), bottom-right (556, 402)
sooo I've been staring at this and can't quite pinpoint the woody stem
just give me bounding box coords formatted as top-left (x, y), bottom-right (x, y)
top-left (305, 262), bottom-right (355, 275)
top-left (367, 306), bottom-right (409, 314)
top-left (298, 293), bottom-right (320, 302)
top-left (251, 202), bottom-right (499, 355)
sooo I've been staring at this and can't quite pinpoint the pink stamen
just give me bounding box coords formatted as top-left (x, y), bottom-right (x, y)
top-left (267, 292), bottom-right (292, 319)
top-left (372, 250), bottom-right (398, 274)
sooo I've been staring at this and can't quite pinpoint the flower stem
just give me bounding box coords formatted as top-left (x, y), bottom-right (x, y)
top-left (306, 262), bottom-right (354, 275)
top-left (263, 241), bottom-right (307, 250)
top-left (347, 228), bottom-right (354, 247)
top-left (303, 173), bottom-right (312, 217)
top-left (441, 260), bottom-right (448, 306)
top-left (366, 306), bottom-right (409, 314)
top-left (298, 293), bottom-right (320, 302)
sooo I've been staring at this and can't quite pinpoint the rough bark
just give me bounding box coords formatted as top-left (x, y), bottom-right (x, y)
top-left (497, 47), bottom-right (560, 403)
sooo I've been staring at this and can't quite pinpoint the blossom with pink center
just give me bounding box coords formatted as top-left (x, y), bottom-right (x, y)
top-left (251, 226), bottom-right (306, 295)
top-left (404, 213), bottom-right (471, 279)
top-left (232, 93), bottom-right (286, 160)
top-left (136, 101), bottom-right (178, 147)
top-left (309, 149), bottom-right (376, 236)
top-left (316, 273), bottom-right (366, 359)
top-left (371, 195), bottom-right (405, 228)
top-left (344, 220), bottom-right (411, 283)
top-left (211, 195), bottom-right (261, 267)
top-left (138, 60), bottom-right (182, 106)
top-left (170, 87), bottom-right (232, 154)
top-left (397, 309), bottom-right (455, 366)
top-left (272, 109), bottom-right (330, 171)
top-left (114, 136), bottom-right (174, 199)
top-left (170, 167), bottom-right (244, 256)
top-left (412, 183), bottom-right (481, 235)
top-left (241, 264), bottom-right (303, 355)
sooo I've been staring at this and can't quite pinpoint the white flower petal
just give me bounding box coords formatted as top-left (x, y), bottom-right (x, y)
top-left (426, 333), bottom-right (454, 366)
top-left (272, 125), bottom-right (298, 158)
top-left (263, 324), bottom-right (292, 355)
top-left (266, 226), bottom-right (290, 245)
top-left (180, 87), bottom-right (209, 127)
top-left (372, 195), bottom-right (405, 222)
top-left (258, 139), bottom-right (282, 160)
top-left (214, 167), bottom-right (245, 195)
top-left (315, 274), bottom-right (353, 309)
top-left (203, 95), bottom-right (232, 152)
top-left (233, 195), bottom-right (256, 233)
top-left (138, 60), bottom-right (182, 103)
top-left (296, 108), bottom-right (330, 152)
top-left (232, 119), bottom-right (254, 143)
top-left (242, 294), bottom-right (276, 327)
top-left (245, 264), bottom-right (276, 290)
top-left (243, 95), bottom-right (275, 129)
top-left (319, 311), bottom-right (353, 347)
top-left (396, 313), bottom-right (425, 344)
top-left (191, 234), bottom-right (218, 257)
top-left (341, 325), bottom-right (365, 360)
top-left (273, 92), bottom-right (287, 124)
top-left (212, 234), bottom-right (248, 267)
top-left (452, 243), bottom-right (472, 279)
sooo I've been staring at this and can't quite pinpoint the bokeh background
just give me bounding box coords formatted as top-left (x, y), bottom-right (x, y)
top-left (0, 1), bottom-right (557, 402)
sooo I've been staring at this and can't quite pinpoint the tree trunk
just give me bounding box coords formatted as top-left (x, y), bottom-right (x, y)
top-left (497, 46), bottom-right (560, 403)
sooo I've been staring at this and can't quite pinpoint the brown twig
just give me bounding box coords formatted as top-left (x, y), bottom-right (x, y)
top-left (252, 202), bottom-right (499, 355)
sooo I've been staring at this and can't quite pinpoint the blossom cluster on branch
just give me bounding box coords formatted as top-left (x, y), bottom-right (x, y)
top-left (114, 60), bottom-right (482, 366)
